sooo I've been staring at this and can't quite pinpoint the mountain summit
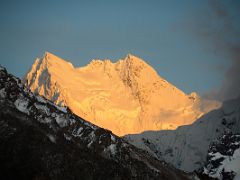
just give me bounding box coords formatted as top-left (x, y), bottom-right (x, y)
top-left (24, 52), bottom-right (220, 136)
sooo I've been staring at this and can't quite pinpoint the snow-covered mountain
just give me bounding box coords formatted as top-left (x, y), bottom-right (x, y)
top-left (24, 52), bottom-right (220, 136)
top-left (0, 66), bottom-right (192, 180)
top-left (125, 96), bottom-right (240, 173)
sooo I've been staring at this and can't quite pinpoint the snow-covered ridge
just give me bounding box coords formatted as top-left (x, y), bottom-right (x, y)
top-left (125, 96), bottom-right (240, 173)
top-left (24, 52), bottom-right (221, 136)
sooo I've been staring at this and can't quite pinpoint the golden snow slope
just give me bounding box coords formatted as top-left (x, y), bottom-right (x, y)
top-left (24, 52), bottom-right (221, 136)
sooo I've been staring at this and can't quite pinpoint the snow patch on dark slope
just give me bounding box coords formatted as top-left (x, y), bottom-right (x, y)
top-left (0, 66), bottom-right (192, 180)
top-left (125, 96), bottom-right (240, 173)
top-left (202, 134), bottom-right (240, 180)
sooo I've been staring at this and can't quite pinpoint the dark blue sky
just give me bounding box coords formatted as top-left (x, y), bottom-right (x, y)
top-left (0, 0), bottom-right (239, 96)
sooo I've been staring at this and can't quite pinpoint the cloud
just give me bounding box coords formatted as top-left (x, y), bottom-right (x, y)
top-left (216, 46), bottom-right (240, 101)
top-left (192, 0), bottom-right (240, 101)
top-left (209, 0), bottom-right (228, 18)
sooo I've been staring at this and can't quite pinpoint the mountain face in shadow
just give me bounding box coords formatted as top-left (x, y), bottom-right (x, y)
top-left (125, 96), bottom-right (240, 174)
top-left (23, 52), bottom-right (220, 136)
top-left (0, 66), bottom-right (192, 180)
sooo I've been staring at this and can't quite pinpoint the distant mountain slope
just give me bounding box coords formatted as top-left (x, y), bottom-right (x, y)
top-left (24, 52), bottom-right (220, 136)
top-left (0, 66), bottom-right (191, 180)
top-left (125, 96), bottom-right (240, 172)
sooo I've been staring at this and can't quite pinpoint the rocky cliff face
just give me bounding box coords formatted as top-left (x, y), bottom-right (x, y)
top-left (202, 134), bottom-right (240, 180)
top-left (24, 52), bottom-right (220, 136)
top-left (0, 66), bottom-right (192, 180)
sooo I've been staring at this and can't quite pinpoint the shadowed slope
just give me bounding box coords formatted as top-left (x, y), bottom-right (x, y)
top-left (0, 66), bottom-right (193, 180)
top-left (125, 97), bottom-right (240, 172)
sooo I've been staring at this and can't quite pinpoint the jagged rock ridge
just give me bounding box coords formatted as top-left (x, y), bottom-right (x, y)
top-left (202, 133), bottom-right (240, 180)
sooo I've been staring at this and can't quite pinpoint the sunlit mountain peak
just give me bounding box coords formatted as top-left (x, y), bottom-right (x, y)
top-left (24, 52), bottom-right (221, 136)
